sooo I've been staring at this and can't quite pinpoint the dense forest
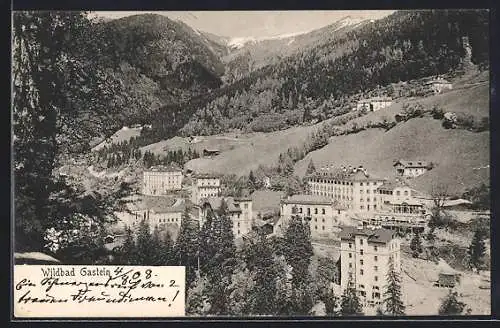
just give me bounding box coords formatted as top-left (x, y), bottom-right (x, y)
top-left (133, 9), bottom-right (489, 144)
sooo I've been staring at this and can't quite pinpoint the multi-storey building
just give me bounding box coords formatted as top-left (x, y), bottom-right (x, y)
top-left (367, 180), bottom-right (429, 233)
top-left (307, 165), bottom-right (386, 212)
top-left (198, 197), bottom-right (253, 238)
top-left (191, 173), bottom-right (222, 205)
top-left (115, 196), bottom-right (184, 233)
top-left (393, 160), bottom-right (429, 178)
top-left (142, 165), bottom-right (183, 195)
top-left (339, 226), bottom-right (401, 308)
top-left (354, 97), bottom-right (392, 112)
top-left (277, 194), bottom-right (349, 239)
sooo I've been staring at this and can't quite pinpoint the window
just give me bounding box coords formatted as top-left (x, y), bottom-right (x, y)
top-left (374, 246), bottom-right (378, 252)
top-left (349, 263), bottom-right (352, 268)
top-left (360, 239), bottom-right (364, 245)
top-left (374, 266), bottom-right (378, 272)
top-left (315, 225), bottom-right (318, 230)
top-left (360, 190), bottom-right (364, 194)
top-left (238, 222), bottom-right (240, 227)
top-left (360, 269), bottom-right (364, 275)
top-left (307, 208), bottom-right (311, 215)
top-left (315, 208), bottom-right (318, 214)
top-left (349, 253), bottom-right (353, 258)
top-left (360, 205), bottom-right (364, 210)
top-left (238, 230), bottom-right (240, 235)
top-left (322, 226), bottom-right (325, 230)
top-left (314, 218), bottom-right (317, 222)
top-left (367, 189), bottom-right (370, 194)
top-left (360, 259), bottom-right (364, 265)
top-left (359, 284), bottom-right (365, 289)
top-left (374, 276), bottom-right (378, 282)
top-left (396, 191), bottom-right (401, 196)
top-left (322, 218), bottom-right (325, 222)
top-left (360, 249), bottom-right (364, 255)
top-left (360, 198), bottom-right (364, 202)
top-left (374, 205), bottom-right (377, 210)
top-left (322, 208), bottom-right (326, 214)
top-left (360, 183), bottom-right (364, 186)
top-left (299, 208), bottom-right (303, 213)
top-left (404, 190), bottom-right (408, 196)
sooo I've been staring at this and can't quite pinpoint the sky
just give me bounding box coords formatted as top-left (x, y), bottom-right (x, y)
top-left (91, 11), bottom-right (395, 38)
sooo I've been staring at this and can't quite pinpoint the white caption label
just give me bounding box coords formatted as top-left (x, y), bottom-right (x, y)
top-left (14, 265), bottom-right (185, 318)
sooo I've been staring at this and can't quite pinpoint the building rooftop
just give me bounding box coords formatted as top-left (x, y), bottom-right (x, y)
top-left (193, 172), bottom-right (222, 179)
top-left (358, 96), bottom-right (392, 103)
top-left (199, 196), bottom-right (247, 213)
top-left (393, 160), bottom-right (429, 168)
top-left (145, 165), bottom-right (183, 173)
top-left (128, 196), bottom-right (185, 214)
top-left (338, 226), bottom-right (396, 244)
top-left (376, 180), bottom-right (410, 191)
top-left (310, 166), bottom-right (385, 182)
top-left (282, 194), bottom-right (335, 205)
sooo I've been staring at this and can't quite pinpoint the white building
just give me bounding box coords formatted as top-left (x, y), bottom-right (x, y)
top-left (425, 77), bottom-right (453, 94)
top-left (142, 165), bottom-right (183, 196)
top-left (393, 160), bottom-right (429, 178)
top-left (369, 181), bottom-right (429, 232)
top-left (277, 194), bottom-right (350, 239)
top-left (307, 165), bottom-right (386, 212)
top-left (355, 97), bottom-right (392, 112)
top-left (339, 226), bottom-right (401, 308)
top-left (115, 196), bottom-right (184, 233)
top-left (198, 197), bottom-right (253, 238)
top-left (191, 173), bottom-right (222, 205)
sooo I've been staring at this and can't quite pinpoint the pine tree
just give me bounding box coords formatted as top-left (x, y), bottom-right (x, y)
top-left (340, 278), bottom-right (363, 316)
top-left (468, 228), bottom-right (486, 270)
top-left (248, 170), bottom-right (258, 191)
top-left (198, 202), bottom-right (237, 315)
top-left (118, 226), bottom-right (136, 264)
top-left (410, 232), bottom-right (423, 258)
top-left (382, 256), bottom-right (406, 316)
top-left (438, 290), bottom-right (466, 315)
top-left (305, 159), bottom-right (316, 176)
top-left (135, 219), bottom-right (156, 265)
top-left (174, 208), bottom-right (200, 287)
top-left (283, 216), bottom-right (314, 289)
top-left (243, 231), bottom-right (279, 315)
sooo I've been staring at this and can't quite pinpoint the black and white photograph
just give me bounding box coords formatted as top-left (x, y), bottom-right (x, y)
top-left (12, 9), bottom-right (491, 318)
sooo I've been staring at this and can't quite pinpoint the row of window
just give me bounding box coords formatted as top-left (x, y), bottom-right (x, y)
top-left (359, 197), bottom-right (377, 202)
top-left (311, 179), bottom-right (354, 185)
top-left (158, 218), bottom-right (180, 223)
top-left (311, 185), bottom-right (354, 193)
top-left (294, 207), bottom-right (327, 215)
top-left (359, 205), bottom-right (377, 210)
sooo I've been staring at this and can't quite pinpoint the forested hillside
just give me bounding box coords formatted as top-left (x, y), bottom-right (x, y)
top-left (135, 9), bottom-right (488, 144)
top-left (221, 16), bottom-right (369, 84)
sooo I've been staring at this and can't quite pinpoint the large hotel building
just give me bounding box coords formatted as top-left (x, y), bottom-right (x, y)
top-left (307, 165), bottom-right (386, 212)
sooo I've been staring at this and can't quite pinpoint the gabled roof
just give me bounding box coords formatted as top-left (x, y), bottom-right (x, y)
top-left (282, 194), bottom-right (335, 206)
top-left (199, 197), bottom-right (244, 213)
top-left (193, 173), bottom-right (222, 179)
top-left (145, 165), bottom-right (182, 173)
top-left (358, 96), bottom-right (392, 103)
top-left (393, 160), bottom-right (429, 168)
top-left (310, 167), bottom-right (384, 182)
top-left (128, 196), bottom-right (184, 213)
top-left (377, 180), bottom-right (411, 191)
top-left (338, 226), bottom-right (396, 244)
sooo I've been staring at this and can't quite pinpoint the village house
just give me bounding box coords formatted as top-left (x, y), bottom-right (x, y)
top-left (339, 226), bottom-right (401, 308)
top-left (203, 148), bottom-right (221, 157)
top-left (142, 165), bottom-right (183, 196)
top-left (115, 196), bottom-right (185, 233)
top-left (191, 173), bottom-right (222, 205)
top-left (425, 77), bottom-right (453, 94)
top-left (198, 197), bottom-right (253, 238)
top-left (393, 160), bottom-right (430, 178)
top-left (307, 165), bottom-right (386, 212)
top-left (367, 180), bottom-right (429, 233)
top-left (354, 96), bottom-right (393, 112)
top-left (276, 194), bottom-right (350, 239)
